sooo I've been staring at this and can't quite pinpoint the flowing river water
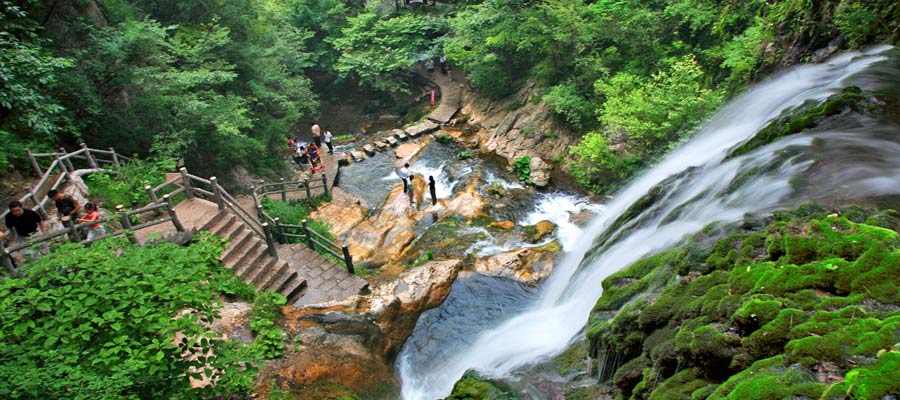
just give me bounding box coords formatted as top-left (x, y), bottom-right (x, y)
top-left (393, 46), bottom-right (900, 399)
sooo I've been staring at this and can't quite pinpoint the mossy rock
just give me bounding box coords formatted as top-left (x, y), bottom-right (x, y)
top-left (444, 374), bottom-right (519, 400)
top-left (708, 356), bottom-right (824, 399)
top-left (647, 368), bottom-right (711, 400)
top-left (822, 350), bottom-right (900, 399)
top-left (726, 86), bottom-right (872, 160)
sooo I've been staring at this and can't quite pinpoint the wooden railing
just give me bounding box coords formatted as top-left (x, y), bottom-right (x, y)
top-left (251, 176), bottom-right (355, 274)
top-left (0, 145), bottom-right (184, 275)
top-left (1, 144), bottom-right (130, 224)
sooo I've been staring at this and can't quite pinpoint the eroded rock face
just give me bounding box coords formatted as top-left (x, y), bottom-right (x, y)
top-left (460, 81), bottom-right (578, 168)
top-left (345, 186), bottom-right (419, 266)
top-left (395, 142), bottom-right (426, 164)
top-left (264, 260), bottom-right (463, 398)
top-left (529, 156), bottom-right (552, 187)
top-left (444, 181), bottom-right (487, 220)
top-left (473, 242), bottom-right (561, 285)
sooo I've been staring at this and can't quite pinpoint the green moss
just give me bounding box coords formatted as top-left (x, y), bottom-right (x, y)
top-left (445, 375), bottom-right (519, 400)
top-left (727, 87), bottom-right (871, 159)
top-left (731, 298), bottom-right (782, 333)
top-left (823, 351), bottom-right (900, 399)
top-left (708, 356), bottom-right (824, 399)
top-left (647, 368), bottom-right (710, 400)
top-left (594, 250), bottom-right (676, 311)
top-left (612, 355), bottom-right (649, 397)
top-left (555, 340), bottom-right (588, 376)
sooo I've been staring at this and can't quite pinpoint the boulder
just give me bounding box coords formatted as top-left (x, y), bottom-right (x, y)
top-left (529, 156), bottom-right (552, 187)
top-left (490, 220), bottom-right (516, 230)
top-left (524, 220), bottom-right (556, 243)
top-left (473, 242), bottom-right (560, 285)
top-left (309, 188), bottom-right (368, 238)
top-left (406, 120), bottom-right (439, 137)
top-left (395, 142), bottom-right (425, 163)
top-left (444, 181), bottom-right (488, 220)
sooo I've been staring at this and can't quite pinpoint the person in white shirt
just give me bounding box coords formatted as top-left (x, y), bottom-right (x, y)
top-left (397, 163), bottom-right (411, 193)
top-left (324, 130), bottom-right (334, 154)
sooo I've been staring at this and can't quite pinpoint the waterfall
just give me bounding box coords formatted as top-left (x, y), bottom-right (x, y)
top-left (397, 46), bottom-right (900, 400)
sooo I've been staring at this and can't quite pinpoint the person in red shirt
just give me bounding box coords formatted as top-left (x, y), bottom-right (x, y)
top-left (77, 203), bottom-right (106, 241)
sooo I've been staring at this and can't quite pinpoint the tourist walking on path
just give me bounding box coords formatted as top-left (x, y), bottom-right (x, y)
top-left (4, 200), bottom-right (49, 259)
top-left (397, 163), bottom-right (411, 193)
top-left (49, 189), bottom-right (81, 220)
top-left (324, 130), bottom-right (334, 154)
top-left (77, 203), bottom-right (105, 241)
top-left (311, 123), bottom-right (322, 147)
top-left (440, 55), bottom-right (447, 75)
top-left (425, 59), bottom-right (435, 74)
top-left (429, 175), bottom-right (437, 205)
top-left (407, 174), bottom-right (416, 206)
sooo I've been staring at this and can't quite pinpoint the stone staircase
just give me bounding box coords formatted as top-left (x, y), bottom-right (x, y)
top-left (200, 210), bottom-right (307, 303)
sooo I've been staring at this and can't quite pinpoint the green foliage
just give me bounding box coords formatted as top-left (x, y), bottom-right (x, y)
top-left (542, 83), bottom-right (594, 130)
top-left (596, 55), bottom-right (725, 156)
top-left (0, 4), bottom-right (74, 172)
top-left (434, 132), bottom-right (453, 144)
top-left (260, 197), bottom-right (339, 262)
top-left (457, 150), bottom-right (472, 160)
top-left (249, 291), bottom-right (287, 359)
top-left (568, 132), bottom-right (637, 193)
top-left (333, 6), bottom-right (447, 94)
top-left (409, 250), bottom-right (434, 269)
top-left (0, 234), bottom-right (259, 399)
top-left (83, 158), bottom-right (173, 206)
top-left (513, 156), bottom-right (531, 184)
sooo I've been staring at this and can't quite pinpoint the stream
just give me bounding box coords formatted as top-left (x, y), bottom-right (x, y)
top-left (391, 46), bottom-right (900, 399)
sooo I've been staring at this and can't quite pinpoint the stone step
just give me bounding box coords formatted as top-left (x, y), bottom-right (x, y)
top-left (385, 136), bottom-right (398, 146)
top-left (256, 259), bottom-right (292, 290)
top-left (394, 129), bottom-right (408, 141)
top-left (264, 267), bottom-right (296, 294)
top-left (228, 238), bottom-right (263, 273)
top-left (239, 248), bottom-right (270, 283)
top-left (280, 275), bottom-right (308, 303)
top-left (374, 141), bottom-right (388, 150)
top-left (210, 214), bottom-right (237, 236)
top-left (351, 150), bottom-right (366, 162)
top-left (199, 210), bottom-right (228, 232)
top-left (406, 120), bottom-right (438, 137)
top-left (363, 144), bottom-right (376, 155)
top-left (221, 229), bottom-right (254, 266)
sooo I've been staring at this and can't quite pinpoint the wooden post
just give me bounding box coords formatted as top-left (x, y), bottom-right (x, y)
top-left (116, 205), bottom-right (138, 244)
top-left (62, 216), bottom-right (82, 243)
top-left (60, 147), bottom-right (75, 172)
top-left (342, 246), bottom-right (355, 274)
top-left (144, 185), bottom-right (159, 204)
top-left (25, 149), bottom-right (42, 176)
top-left (26, 187), bottom-right (39, 208)
top-left (163, 195), bottom-right (184, 232)
top-left (55, 153), bottom-right (69, 175)
top-left (250, 185), bottom-right (258, 208)
top-left (274, 217), bottom-right (285, 244)
top-left (302, 219), bottom-right (314, 250)
top-left (256, 205), bottom-right (264, 221)
top-left (0, 240), bottom-right (15, 275)
top-left (262, 223), bottom-right (278, 258)
top-left (179, 167), bottom-right (194, 199)
top-left (280, 178), bottom-right (287, 202)
top-left (110, 147), bottom-right (121, 168)
top-left (210, 177), bottom-right (224, 210)
top-left (322, 173), bottom-right (329, 197)
top-left (304, 179), bottom-right (312, 199)
top-left (80, 143), bottom-right (98, 169)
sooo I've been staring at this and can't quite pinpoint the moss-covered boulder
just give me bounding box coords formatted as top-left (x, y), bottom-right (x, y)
top-left (443, 373), bottom-right (519, 400)
top-left (583, 206), bottom-right (900, 399)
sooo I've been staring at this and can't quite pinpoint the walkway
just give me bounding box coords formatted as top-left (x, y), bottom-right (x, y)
top-left (422, 66), bottom-right (464, 124)
top-left (135, 198), bottom-right (368, 306)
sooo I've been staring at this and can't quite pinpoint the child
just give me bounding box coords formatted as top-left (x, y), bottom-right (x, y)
top-left (306, 142), bottom-right (324, 173)
top-left (78, 203), bottom-right (106, 241)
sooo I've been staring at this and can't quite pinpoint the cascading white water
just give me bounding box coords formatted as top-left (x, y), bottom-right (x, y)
top-left (398, 46), bottom-right (900, 400)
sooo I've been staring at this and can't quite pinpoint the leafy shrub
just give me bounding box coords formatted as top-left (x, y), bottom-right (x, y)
top-left (249, 291), bottom-right (287, 359)
top-left (513, 156), bottom-right (531, 184)
top-left (435, 133), bottom-right (453, 144)
top-left (543, 83), bottom-right (594, 130)
top-left (83, 157), bottom-right (173, 206)
top-left (260, 197), bottom-right (339, 263)
top-left (0, 234), bottom-right (258, 398)
top-left (569, 132), bottom-right (637, 193)
top-left (457, 150), bottom-right (472, 160)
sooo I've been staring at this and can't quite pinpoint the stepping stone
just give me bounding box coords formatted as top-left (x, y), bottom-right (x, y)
top-left (363, 144), bottom-right (376, 155)
top-left (392, 129), bottom-right (408, 141)
top-left (375, 141), bottom-right (388, 150)
top-left (351, 150), bottom-right (366, 162)
top-left (339, 153), bottom-right (352, 166)
top-left (386, 137), bottom-right (398, 147)
top-left (406, 120), bottom-right (439, 137)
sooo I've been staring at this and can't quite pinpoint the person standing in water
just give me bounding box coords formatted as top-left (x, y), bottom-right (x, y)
top-left (428, 175), bottom-right (437, 205)
top-left (324, 130), bottom-right (334, 154)
top-left (397, 163), bottom-right (411, 193)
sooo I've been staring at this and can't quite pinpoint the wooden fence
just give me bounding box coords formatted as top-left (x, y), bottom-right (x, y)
top-left (251, 176), bottom-right (354, 274)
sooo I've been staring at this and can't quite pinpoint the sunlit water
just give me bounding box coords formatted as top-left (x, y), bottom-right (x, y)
top-left (398, 46), bottom-right (900, 399)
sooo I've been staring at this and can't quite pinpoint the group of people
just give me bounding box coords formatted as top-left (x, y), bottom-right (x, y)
top-left (425, 55), bottom-right (449, 76)
top-left (288, 122), bottom-right (335, 173)
top-left (4, 189), bottom-right (106, 265)
top-left (397, 162), bottom-right (438, 210)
